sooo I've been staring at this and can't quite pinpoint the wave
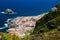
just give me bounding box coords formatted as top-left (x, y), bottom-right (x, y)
top-left (0, 23), bottom-right (8, 30)
top-left (0, 27), bottom-right (7, 30)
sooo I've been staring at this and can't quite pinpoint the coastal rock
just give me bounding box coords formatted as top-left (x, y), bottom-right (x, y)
top-left (5, 9), bottom-right (14, 14)
top-left (1, 9), bottom-right (15, 14)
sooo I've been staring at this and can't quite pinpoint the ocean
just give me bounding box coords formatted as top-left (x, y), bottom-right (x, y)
top-left (0, 0), bottom-right (60, 32)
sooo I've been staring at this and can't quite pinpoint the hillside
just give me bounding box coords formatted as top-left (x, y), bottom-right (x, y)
top-left (33, 4), bottom-right (60, 34)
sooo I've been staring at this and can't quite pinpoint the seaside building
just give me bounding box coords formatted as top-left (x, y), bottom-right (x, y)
top-left (51, 7), bottom-right (57, 11)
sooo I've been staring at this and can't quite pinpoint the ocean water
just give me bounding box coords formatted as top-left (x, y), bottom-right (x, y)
top-left (0, 0), bottom-right (60, 32)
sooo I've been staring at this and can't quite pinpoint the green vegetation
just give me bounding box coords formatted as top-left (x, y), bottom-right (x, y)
top-left (0, 32), bottom-right (21, 40)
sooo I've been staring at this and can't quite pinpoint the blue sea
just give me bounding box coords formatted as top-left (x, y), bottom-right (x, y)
top-left (0, 0), bottom-right (60, 32)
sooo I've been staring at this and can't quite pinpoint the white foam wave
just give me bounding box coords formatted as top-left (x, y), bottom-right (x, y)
top-left (0, 23), bottom-right (8, 30)
top-left (0, 27), bottom-right (6, 30)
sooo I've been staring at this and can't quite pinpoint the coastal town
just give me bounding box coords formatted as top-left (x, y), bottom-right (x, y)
top-left (6, 13), bottom-right (45, 36)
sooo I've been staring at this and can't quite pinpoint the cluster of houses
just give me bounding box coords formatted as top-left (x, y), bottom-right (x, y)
top-left (6, 14), bottom-right (45, 36)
